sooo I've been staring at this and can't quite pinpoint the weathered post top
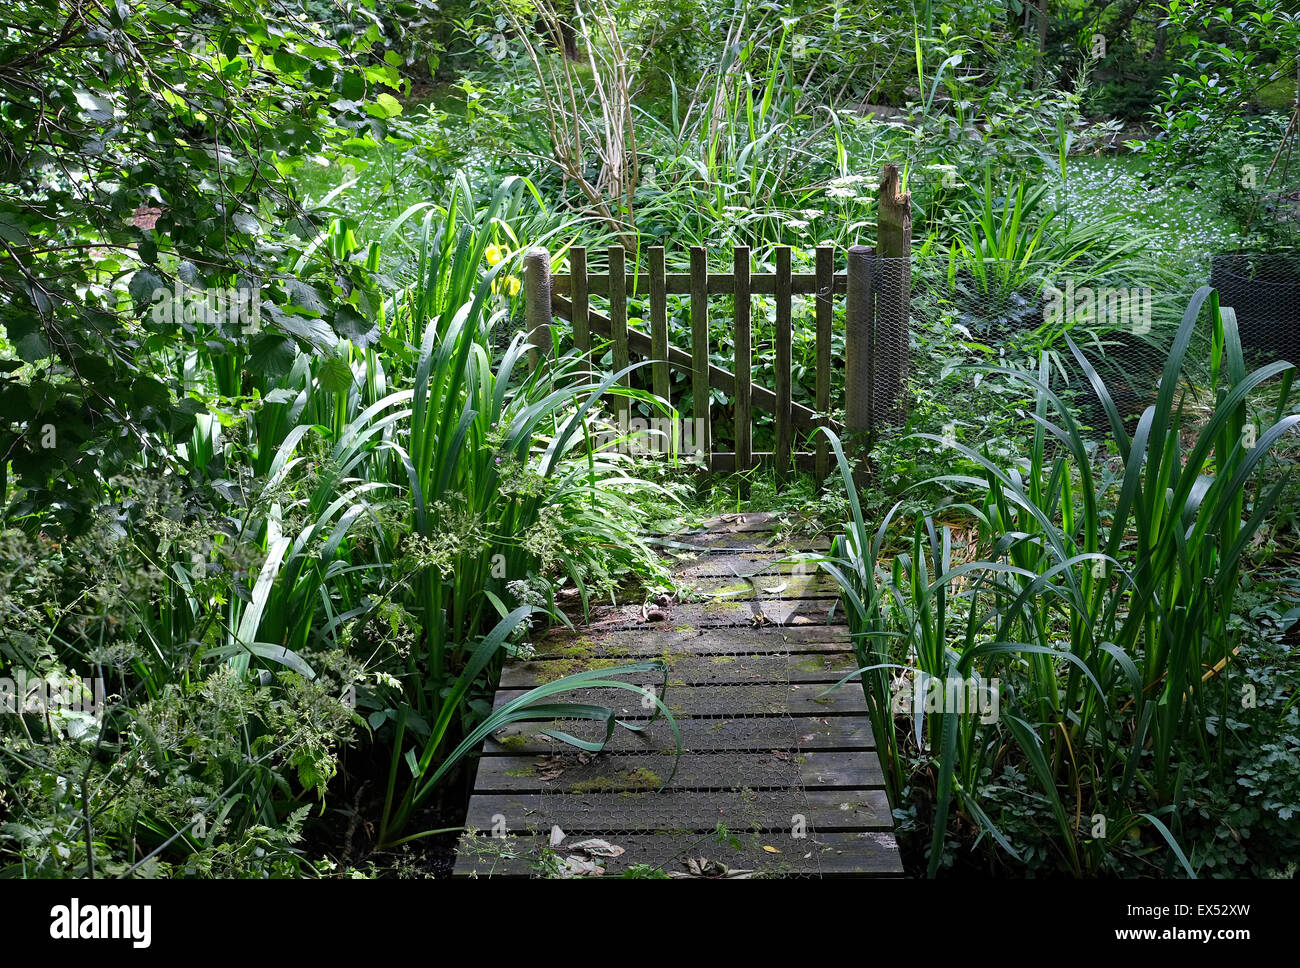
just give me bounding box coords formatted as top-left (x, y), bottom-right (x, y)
top-left (523, 246), bottom-right (553, 371)
top-left (876, 163), bottom-right (912, 258)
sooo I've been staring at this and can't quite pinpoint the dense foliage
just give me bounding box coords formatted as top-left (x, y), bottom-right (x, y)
top-left (2, 0), bottom-right (1297, 879)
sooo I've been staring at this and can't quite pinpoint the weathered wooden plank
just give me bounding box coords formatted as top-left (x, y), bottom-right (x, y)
top-left (609, 245), bottom-right (629, 418)
top-left (775, 244), bottom-right (793, 483)
top-left (676, 571), bottom-right (841, 599)
top-left (689, 246), bottom-right (711, 470)
top-left (668, 550), bottom-right (837, 578)
top-left (464, 788), bottom-right (894, 833)
top-left (684, 512), bottom-right (785, 532)
top-left (530, 623), bottom-right (852, 660)
top-left (454, 829), bottom-right (902, 877)
top-left (734, 245), bottom-right (752, 474)
top-left (816, 245), bottom-right (834, 480)
top-left (649, 245), bottom-right (670, 404)
top-left (582, 598), bottom-right (848, 630)
top-left (500, 649), bottom-right (860, 688)
top-left (484, 714), bottom-right (874, 755)
top-left (650, 530), bottom-right (833, 552)
top-left (473, 750), bottom-right (882, 793)
top-left (462, 510), bottom-right (899, 880)
top-left (491, 681), bottom-right (868, 717)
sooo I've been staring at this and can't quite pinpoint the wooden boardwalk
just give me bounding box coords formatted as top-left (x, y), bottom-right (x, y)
top-left (454, 513), bottom-right (902, 878)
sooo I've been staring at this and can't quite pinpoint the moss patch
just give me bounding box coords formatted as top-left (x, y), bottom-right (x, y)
top-left (569, 766), bottom-right (664, 793)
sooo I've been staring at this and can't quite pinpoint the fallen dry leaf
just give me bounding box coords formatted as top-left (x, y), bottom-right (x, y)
top-left (671, 856), bottom-right (756, 879)
top-left (558, 856), bottom-right (605, 877)
top-left (568, 838), bottom-right (625, 859)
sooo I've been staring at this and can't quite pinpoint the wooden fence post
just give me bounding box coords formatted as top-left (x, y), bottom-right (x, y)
top-left (524, 247), bottom-right (553, 372)
top-left (844, 243), bottom-right (874, 448)
top-left (875, 163), bottom-right (911, 424)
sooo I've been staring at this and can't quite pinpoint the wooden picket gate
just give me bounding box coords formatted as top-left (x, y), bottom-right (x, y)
top-left (523, 165), bottom-right (913, 481)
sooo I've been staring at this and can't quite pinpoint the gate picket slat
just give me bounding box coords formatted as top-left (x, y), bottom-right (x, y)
top-left (608, 245), bottom-right (629, 418)
top-left (650, 246), bottom-right (670, 405)
top-left (775, 245), bottom-right (793, 483)
top-left (690, 246), bottom-right (712, 470)
top-left (570, 245), bottom-right (590, 372)
top-left (734, 246), bottom-right (751, 474)
top-left (815, 245), bottom-right (833, 481)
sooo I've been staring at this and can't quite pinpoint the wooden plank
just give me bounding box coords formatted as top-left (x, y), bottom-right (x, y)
top-left (608, 245), bottom-right (629, 418)
top-left (775, 244), bottom-right (793, 484)
top-left (668, 550), bottom-right (836, 578)
top-left (816, 245), bottom-right (833, 480)
top-left (473, 750), bottom-right (882, 793)
top-left (459, 508), bottom-right (901, 879)
top-left (491, 681), bottom-right (869, 717)
top-left (685, 511), bottom-right (785, 532)
top-left (454, 830), bottom-right (902, 877)
top-left (734, 245), bottom-right (752, 474)
top-left (582, 599), bottom-right (848, 629)
top-left (658, 532), bottom-right (833, 553)
top-left (553, 273), bottom-right (849, 297)
top-left (649, 245), bottom-right (670, 404)
top-left (500, 650), bottom-right (860, 689)
top-left (484, 714), bottom-right (874, 754)
top-left (464, 788), bottom-right (894, 833)
top-left (653, 530), bottom-right (833, 552)
top-left (690, 246), bottom-right (711, 470)
top-left (551, 294), bottom-right (836, 432)
top-left (530, 624), bottom-right (852, 660)
top-left (674, 572), bottom-right (841, 599)
top-left (570, 245), bottom-right (590, 369)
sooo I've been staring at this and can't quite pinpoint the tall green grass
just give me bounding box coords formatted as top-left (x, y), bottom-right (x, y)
top-left (816, 286), bottom-right (1297, 875)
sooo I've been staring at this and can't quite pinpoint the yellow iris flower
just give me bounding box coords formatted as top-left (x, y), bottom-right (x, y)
top-left (491, 274), bottom-right (521, 297)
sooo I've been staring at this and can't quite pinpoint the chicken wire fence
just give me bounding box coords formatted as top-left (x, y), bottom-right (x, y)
top-left (877, 250), bottom-right (1300, 459)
